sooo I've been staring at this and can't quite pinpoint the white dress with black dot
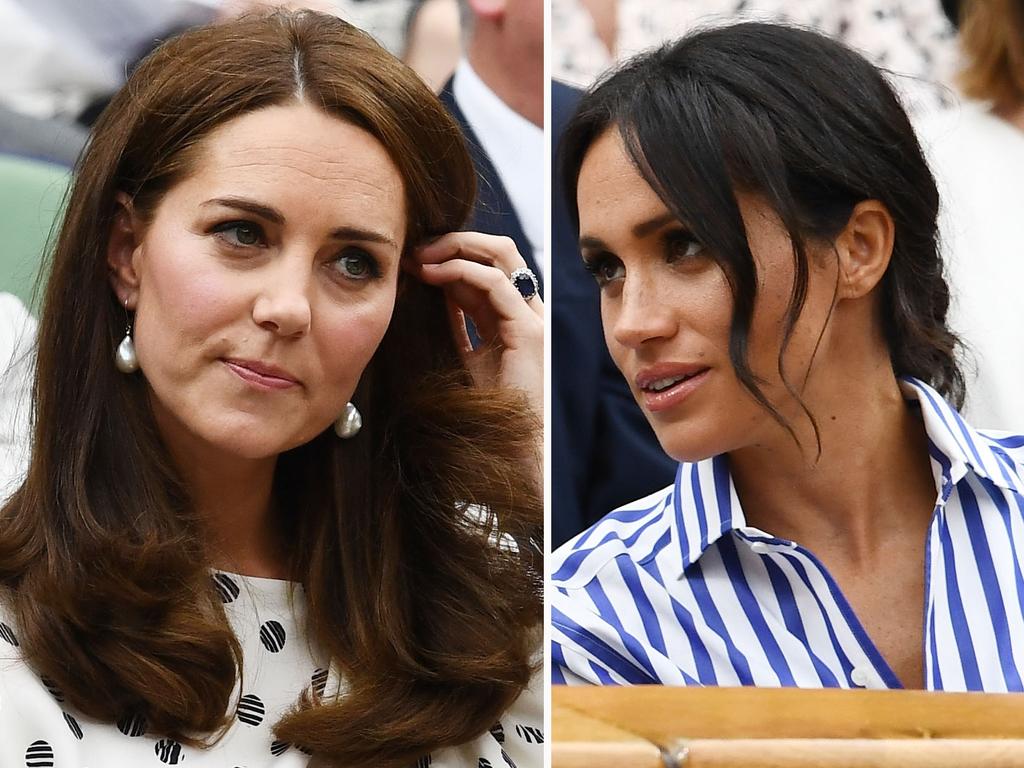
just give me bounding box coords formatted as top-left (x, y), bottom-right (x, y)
top-left (0, 572), bottom-right (543, 768)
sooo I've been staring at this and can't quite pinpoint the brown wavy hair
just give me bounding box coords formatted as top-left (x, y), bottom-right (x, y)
top-left (959, 0), bottom-right (1024, 109)
top-left (0, 10), bottom-right (541, 767)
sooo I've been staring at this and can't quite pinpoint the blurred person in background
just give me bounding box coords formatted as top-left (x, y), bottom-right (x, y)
top-left (916, 0), bottom-right (1024, 431)
top-left (0, 11), bottom-right (542, 767)
top-left (551, 77), bottom-right (675, 548)
top-left (439, 0), bottom-right (544, 286)
top-left (552, 0), bottom-right (959, 112)
top-left (403, 0), bottom-right (462, 92)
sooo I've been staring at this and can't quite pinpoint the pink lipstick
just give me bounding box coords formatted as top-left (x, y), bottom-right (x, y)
top-left (223, 358), bottom-right (300, 390)
top-left (635, 364), bottom-right (710, 413)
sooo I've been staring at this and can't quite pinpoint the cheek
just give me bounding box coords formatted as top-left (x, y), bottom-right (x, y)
top-left (133, 241), bottom-right (238, 361)
top-left (314, 289), bottom-right (397, 386)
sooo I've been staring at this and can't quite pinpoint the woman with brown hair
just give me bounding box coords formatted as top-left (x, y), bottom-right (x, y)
top-left (0, 10), bottom-right (542, 768)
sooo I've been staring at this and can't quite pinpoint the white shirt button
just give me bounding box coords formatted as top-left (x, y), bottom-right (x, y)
top-left (750, 542), bottom-right (771, 554)
top-left (850, 666), bottom-right (871, 687)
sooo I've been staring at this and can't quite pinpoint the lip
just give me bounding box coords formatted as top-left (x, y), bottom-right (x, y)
top-left (635, 363), bottom-right (710, 413)
top-left (222, 358), bottom-right (301, 390)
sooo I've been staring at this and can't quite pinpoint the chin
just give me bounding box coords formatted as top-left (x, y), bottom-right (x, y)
top-left (651, 423), bottom-right (730, 465)
top-left (196, 416), bottom-right (328, 461)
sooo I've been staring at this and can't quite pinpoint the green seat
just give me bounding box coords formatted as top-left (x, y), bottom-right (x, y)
top-left (0, 155), bottom-right (72, 312)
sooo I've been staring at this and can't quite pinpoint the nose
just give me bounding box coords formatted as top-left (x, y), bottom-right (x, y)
top-left (251, 261), bottom-right (312, 338)
top-left (608, 273), bottom-right (676, 350)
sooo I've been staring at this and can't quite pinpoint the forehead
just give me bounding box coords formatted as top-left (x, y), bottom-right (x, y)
top-left (174, 101), bottom-right (406, 233)
top-left (576, 129), bottom-right (671, 241)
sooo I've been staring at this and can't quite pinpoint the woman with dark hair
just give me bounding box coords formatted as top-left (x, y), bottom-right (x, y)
top-left (0, 10), bottom-right (542, 768)
top-left (551, 22), bottom-right (1024, 692)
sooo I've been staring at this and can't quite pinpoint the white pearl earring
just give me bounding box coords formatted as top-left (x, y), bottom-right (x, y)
top-left (334, 402), bottom-right (362, 438)
top-left (114, 298), bottom-right (139, 374)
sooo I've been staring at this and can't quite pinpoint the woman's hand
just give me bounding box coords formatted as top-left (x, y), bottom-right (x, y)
top-left (408, 233), bottom-right (543, 421)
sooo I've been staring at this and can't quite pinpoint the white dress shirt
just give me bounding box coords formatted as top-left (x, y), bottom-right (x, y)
top-left (452, 59), bottom-right (545, 277)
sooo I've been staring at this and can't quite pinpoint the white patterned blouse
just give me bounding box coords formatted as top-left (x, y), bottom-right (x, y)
top-left (0, 572), bottom-right (543, 768)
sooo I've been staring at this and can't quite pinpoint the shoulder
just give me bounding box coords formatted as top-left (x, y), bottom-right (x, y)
top-left (551, 481), bottom-right (677, 592)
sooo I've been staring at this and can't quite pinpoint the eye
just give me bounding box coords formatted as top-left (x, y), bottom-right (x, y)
top-left (581, 254), bottom-right (624, 288)
top-left (331, 248), bottom-right (381, 281)
top-left (665, 230), bottom-right (704, 262)
top-left (212, 220), bottom-right (265, 248)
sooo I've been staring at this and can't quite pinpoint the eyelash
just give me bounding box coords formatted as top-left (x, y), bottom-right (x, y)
top-left (582, 230), bottom-right (705, 288)
top-left (210, 220), bottom-right (382, 282)
top-left (581, 253), bottom-right (623, 287)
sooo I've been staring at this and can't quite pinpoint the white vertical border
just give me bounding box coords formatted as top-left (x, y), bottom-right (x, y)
top-left (542, 0), bottom-right (553, 762)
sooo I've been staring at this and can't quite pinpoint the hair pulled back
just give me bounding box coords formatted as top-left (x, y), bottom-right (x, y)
top-left (561, 22), bottom-right (964, 428)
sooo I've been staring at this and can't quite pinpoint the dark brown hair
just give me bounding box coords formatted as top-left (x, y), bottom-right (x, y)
top-left (0, 11), bottom-right (540, 767)
top-left (561, 23), bottom-right (964, 448)
top-left (959, 0), bottom-right (1024, 109)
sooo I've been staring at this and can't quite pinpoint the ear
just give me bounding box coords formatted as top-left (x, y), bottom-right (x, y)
top-left (833, 200), bottom-right (894, 301)
top-left (466, 0), bottom-right (506, 22)
top-left (107, 192), bottom-right (144, 309)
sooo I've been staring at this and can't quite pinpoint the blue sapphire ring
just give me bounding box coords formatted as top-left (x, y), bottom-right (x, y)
top-left (510, 267), bottom-right (540, 301)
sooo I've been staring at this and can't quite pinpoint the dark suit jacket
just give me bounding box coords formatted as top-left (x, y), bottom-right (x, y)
top-left (438, 77), bottom-right (542, 289)
top-left (551, 80), bottom-right (676, 548)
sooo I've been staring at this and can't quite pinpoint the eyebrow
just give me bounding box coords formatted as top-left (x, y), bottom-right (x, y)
top-left (202, 196), bottom-right (399, 248)
top-left (578, 213), bottom-right (680, 252)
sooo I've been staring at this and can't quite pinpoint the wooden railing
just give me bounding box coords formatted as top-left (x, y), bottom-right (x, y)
top-left (553, 686), bottom-right (1024, 767)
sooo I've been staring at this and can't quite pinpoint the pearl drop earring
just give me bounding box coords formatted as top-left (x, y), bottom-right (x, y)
top-left (114, 298), bottom-right (139, 374)
top-left (335, 402), bottom-right (362, 438)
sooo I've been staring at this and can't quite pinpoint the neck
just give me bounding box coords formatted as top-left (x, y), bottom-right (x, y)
top-left (158, 425), bottom-right (286, 579)
top-left (728, 356), bottom-right (936, 564)
top-left (466, 33), bottom-right (543, 127)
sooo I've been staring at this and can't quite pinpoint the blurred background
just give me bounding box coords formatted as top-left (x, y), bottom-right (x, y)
top-left (552, 0), bottom-right (962, 111)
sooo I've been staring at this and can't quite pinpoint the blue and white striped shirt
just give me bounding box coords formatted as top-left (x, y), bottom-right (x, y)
top-left (551, 378), bottom-right (1024, 692)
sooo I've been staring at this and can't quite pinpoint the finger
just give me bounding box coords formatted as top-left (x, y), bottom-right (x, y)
top-left (414, 232), bottom-right (527, 276)
top-left (415, 259), bottom-right (543, 343)
top-left (445, 299), bottom-right (473, 356)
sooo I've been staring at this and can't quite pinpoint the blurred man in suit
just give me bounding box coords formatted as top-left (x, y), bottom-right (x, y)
top-left (551, 80), bottom-right (675, 547)
top-left (440, 0), bottom-right (544, 285)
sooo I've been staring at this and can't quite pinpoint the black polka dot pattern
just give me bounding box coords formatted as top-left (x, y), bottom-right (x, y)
top-left (270, 739), bottom-right (289, 756)
top-left (0, 621), bottom-right (17, 646)
top-left (213, 573), bottom-right (241, 603)
top-left (311, 667), bottom-right (328, 698)
top-left (39, 676), bottom-right (64, 702)
top-left (259, 620), bottom-right (286, 653)
top-left (25, 740), bottom-right (53, 767)
top-left (117, 713), bottom-right (147, 737)
top-left (237, 693), bottom-right (265, 726)
top-left (62, 712), bottom-right (83, 740)
top-left (155, 738), bottom-right (185, 764)
top-left (515, 724), bottom-right (544, 744)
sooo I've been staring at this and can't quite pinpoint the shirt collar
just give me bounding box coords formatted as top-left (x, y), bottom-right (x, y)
top-left (670, 376), bottom-right (1024, 574)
